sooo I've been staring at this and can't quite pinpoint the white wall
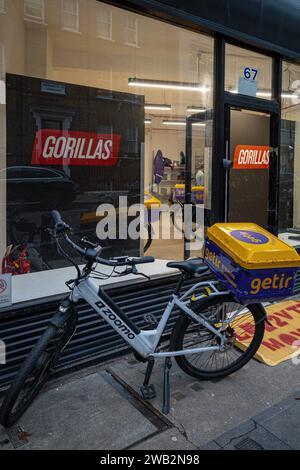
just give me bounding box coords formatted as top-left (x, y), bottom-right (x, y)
top-left (144, 125), bottom-right (185, 191)
top-left (282, 107), bottom-right (300, 229)
top-left (144, 116), bottom-right (205, 191)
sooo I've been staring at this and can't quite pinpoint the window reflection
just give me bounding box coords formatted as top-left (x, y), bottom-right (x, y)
top-left (24, 0), bottom-right (45, 22)
top-left (0, 0), bottom-right (5, 14)
top-left (124, 14), bottom-right (138, 47)
top-left (96, 4), bottom-right (113, 41)
top-left (0, 0), bottom-right (214, 272)
top-left (62, 0), bottom-right (79, 32)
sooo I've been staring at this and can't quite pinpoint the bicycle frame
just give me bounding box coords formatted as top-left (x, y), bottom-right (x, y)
top-left (69, 274), bottom-right (231, 360)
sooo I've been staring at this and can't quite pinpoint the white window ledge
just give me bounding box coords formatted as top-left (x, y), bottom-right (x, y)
top-left (61, 27), bottom-right (82, 34)
top-left (124, 42), bottom-right (140, 48)
top-left (96, 36), bottom-right (115, 42)
top-left (24, 17), bottom-right (47, 25)
top-left (11, 260), bottom-right (177, 305)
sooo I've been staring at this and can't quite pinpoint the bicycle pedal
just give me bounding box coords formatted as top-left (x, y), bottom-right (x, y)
top-left (140, 384), bottom-right (157, 400)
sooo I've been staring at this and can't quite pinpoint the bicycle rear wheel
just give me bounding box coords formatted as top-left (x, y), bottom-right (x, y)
top-left (0, 315), bottom-right (76, 427)
top-left (171, 294), bottom-right (265, 380)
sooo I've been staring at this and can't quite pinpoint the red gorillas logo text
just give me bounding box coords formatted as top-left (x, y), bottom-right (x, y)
top-left (31, 129), bottom-right (121, 167)
top-left (233, 145), bottom-right (270, 170)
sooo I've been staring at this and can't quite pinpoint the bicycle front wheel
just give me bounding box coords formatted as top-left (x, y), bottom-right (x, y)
top-left (0, 315), bottom-right (76, 427)
top-left (171, 294), bottom-right (265, 380)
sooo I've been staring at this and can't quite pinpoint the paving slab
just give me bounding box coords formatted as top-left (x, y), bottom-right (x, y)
top-left (254, 394), bottom-right (300, 450)
top-left (132, 428), bottom-right (197, 450)
top-left (213, 419), bottom-right (292, 450)
top-left (204, 390), bottom-right (300, 450)
top-left (1, 372), bottom-right (157, 450)
top-left (259, 404), bottom-right (300, 450)
top-left (110, 353), bottom-right (300, 448)
top-left (1, 349), bottom-right (300, 450)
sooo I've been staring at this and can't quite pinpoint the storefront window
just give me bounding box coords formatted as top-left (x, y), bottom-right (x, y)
top-left (62, 0), bottom-right (79, 32)
top-left (279, 61), bottom-right (300, 248)
top-left (0, 0), bottom-right (214, 290)
top-left (24, 0), bottom-right (45, 22)
top-left (0, 0), bottom-right (5, 14)
top-left (225, 44), bottom-right (273, 99)
top-left (96, 3), bottom-right (113, 41)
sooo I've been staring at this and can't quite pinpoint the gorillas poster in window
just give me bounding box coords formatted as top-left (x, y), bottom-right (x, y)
top-left (5, 74), bottom-right (144, 272)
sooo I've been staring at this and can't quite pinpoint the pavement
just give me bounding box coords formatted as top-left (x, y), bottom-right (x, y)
top-left (1, 350), bottom-right (300, 450)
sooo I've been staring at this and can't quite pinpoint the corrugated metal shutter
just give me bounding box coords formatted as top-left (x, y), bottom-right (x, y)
top-left (0, 274), bottom-right (198, 390)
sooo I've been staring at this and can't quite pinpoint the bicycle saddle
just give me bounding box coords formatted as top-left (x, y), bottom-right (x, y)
top-left (167, 258), bottom-right (209, 276)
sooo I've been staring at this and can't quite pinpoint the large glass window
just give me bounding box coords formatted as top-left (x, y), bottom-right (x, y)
top-left (0, 0), bottom-right (214, 295)
top-left (279, 61), bottom-right (300, 249)
top-left (225, 44), bottom-right (273, 99)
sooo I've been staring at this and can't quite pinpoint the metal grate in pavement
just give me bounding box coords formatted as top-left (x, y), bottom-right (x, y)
top-left (234, 437), bottom-right (264, 450)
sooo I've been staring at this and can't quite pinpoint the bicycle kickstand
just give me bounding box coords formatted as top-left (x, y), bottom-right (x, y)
top-left (140, 357), bottom-right (157, 400)
top-left (162, 357), bottom-right (172, 415)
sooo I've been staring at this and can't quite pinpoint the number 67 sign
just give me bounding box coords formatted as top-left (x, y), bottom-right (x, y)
top-left (244, 67), bottom-right (258, 81)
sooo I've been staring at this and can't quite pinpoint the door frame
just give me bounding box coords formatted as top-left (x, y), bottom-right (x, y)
top-left (212, 38), bottom-right (282, 236)
top-left (223, 102), bottom-right (278, 232)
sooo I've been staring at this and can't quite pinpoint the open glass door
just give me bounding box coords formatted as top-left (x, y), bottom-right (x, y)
top-left (225, 107), bottom-right (272, 228)
top-left (185, 110), bottom-right (213, 256)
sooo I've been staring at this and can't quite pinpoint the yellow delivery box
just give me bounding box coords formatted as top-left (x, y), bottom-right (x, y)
top-left (174, 184), bottom-right (204, 203)
top-left (204, 223), bottom-right (300, 304)
top-left (144, 191), bottom-right (161, 223)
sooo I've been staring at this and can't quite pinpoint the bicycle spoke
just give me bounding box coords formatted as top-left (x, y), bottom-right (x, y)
top-left (180, 301), bottom-right (261, 373)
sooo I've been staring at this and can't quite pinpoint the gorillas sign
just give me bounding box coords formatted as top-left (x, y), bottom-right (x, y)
top-left (31, 129), bottom-right (121, 166)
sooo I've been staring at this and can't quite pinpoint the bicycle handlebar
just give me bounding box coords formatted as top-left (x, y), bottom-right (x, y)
top-left (51, 210), bottom-right (155, 268)
top-left (51, 210), bottom-right (71, 234)
top-left (52, 210), bottom-right (63, 225)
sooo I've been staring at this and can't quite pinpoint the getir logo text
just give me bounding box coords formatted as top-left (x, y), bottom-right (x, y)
top-left (250, 273), bottom-right (294, 295)
top-left (31, 129), bottom-right (121, 167)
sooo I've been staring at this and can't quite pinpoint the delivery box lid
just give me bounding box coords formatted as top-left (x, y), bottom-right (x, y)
top-left (175, 184), bottom-right (204, 190)
top-left (207, 223), bottom-right (300, 269)
top-left (144, 191), bottom-right (161, 209)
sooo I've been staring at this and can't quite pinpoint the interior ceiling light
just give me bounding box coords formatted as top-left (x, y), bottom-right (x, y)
top-left (281, 92), bottom-right (299, 99)
top-left (144, 119), bottom-right (152, 124)
top-left (229, 89), bottom-right (298, 99)
top-left (162, 120), bottom-right (186, 126)
top-left (256, 91), bottom-right (299, 98)
top-left (162, 120), bottom-right (206, 127)
top-left (256, 91), bottom-right (272, 98)
top-left (145, 103), bottom-right (172, 111)
top-left (187, 106), bottom-right (206, 113)
top-left (128, 77), bottom-right (209, 92)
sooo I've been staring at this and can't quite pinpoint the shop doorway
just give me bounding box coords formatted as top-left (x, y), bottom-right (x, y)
top-left (225, 108), bottom-right (271, 228)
